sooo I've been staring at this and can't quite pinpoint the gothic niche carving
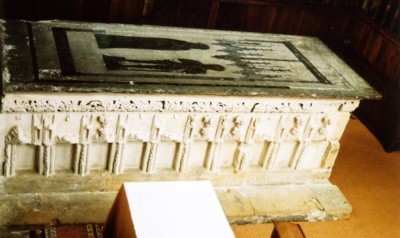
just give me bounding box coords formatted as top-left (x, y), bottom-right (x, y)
top-left (233, 117), bottom-right (258, 172)
top-left (5, 126), bottom-right (29, 145)
top-left (1, 111), bottom-right (340, 178)
top-left (3, 126), bottom-right (30, 177)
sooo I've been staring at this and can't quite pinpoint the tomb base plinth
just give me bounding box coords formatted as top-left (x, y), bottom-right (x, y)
top-left (0, 183), bottom-right (350, 226)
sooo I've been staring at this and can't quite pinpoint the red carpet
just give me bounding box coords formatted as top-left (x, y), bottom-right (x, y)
top-left (30, 224), bottom-right (103, 238)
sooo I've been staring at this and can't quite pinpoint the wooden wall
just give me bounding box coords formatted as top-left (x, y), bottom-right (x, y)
top-left (0, 0), bottom-right (361, 36)
top-left (347, 8), bottom-right (400, 151)
top-left (0, 0), bottom-right (362, 43)
top-left (0, 0), bottom-right (144, 23)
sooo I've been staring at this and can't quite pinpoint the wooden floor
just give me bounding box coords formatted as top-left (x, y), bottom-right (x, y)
top-left (232, 117), bottom-right (400, 238)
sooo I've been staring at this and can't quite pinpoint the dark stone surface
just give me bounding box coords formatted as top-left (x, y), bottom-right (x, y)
top-left (1, 19), bottom-right (380, 99)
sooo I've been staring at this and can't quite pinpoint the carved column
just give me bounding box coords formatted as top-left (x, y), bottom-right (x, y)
top-left (41, 115), bottom-right (56, 176)
top-left (174, 115), bottom-right (195, 173)
top-left (75, 115), bottom-right (93, 176)
top-left (3, 144), bottom-right (16, 177)
top-left (111, 114), bottom-right (129, 174)
top-left (205, 115), bottom-right (226, 171)
top-left (141, 115), bottom-right (162, 174)
top-left (289, 116), bottom-right (308, 169)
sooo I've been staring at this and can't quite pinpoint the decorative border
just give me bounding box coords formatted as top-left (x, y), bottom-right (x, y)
top-left (1, 97), bottom-right (359, 113)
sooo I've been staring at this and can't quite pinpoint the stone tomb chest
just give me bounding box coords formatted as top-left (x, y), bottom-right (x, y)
top-left (0, 20), bottom-right (379, 225)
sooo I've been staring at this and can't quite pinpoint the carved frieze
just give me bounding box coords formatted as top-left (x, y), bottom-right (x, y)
top-left (1, 105), bottom-right (350, 177)
top-left (1, 97), bottom-right (358, 176)
top-left (1, 97), bottom-right (360, 113)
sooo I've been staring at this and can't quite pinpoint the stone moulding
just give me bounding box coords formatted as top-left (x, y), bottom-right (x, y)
top-left (1, 94), bottom-right (360, 113)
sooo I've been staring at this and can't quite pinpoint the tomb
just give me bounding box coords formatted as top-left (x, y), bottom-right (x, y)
top-left (0, 19), bottom-right (379, 226)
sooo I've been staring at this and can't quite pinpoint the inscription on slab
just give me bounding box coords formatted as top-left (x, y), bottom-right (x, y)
top-left (44, 28), bottom-right (326, 84)
top-left (1, 20), bottom-right (378, 98)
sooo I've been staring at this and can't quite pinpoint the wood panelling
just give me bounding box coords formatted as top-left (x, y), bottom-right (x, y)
top-left (215, 2), bottom-right (249, 31)
top-left (81, 0), bottom-right (110, 22)
top-left (0, 0), bottom-right (112, 22)
top-left (109, 0), bottom-right (144, 23)
top-left (272, 7), bottom-right (305, 34)
top-left (298, 9), bottom-right (326, 36)
top-left (214, 1), bottom-right (356, 42)
top-left (0, 0), bottom-right (359, 40)
top-left (245, 4), bottom-right (277, 32)
top-left (349, 15), bottom-right (400, 91)
top-left (363, 31), bottom-right (385, 64)
top-left (327, 12), bottom-right (354, 39)
top-left (346, 13), bottom-right (400, 151)
top-left (0, 0), bottom-right (35, 20)
top-left (376, 40), bottom-right (400, 89)
top-left (142, 0), bottom-right (180, 26)
top-left (171, 0), bottom-right (211, 27)
top-left (356, 94), bottom-right (400, 151)
top-left (362, 0), bottom-right (400, 35)
top-left (143, 0), bottom-right (211, 28)
top-left (34, 0), bottom-right (73, 20)
top-left (350, 14), bottom-right (371, 52)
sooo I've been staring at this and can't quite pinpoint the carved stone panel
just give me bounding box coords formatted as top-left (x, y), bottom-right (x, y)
top-left (0, 108), bottom-right (351, 177)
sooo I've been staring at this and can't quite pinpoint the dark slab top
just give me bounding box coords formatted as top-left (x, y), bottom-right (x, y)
top-left (1, 19), bottom-right (380, 99)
